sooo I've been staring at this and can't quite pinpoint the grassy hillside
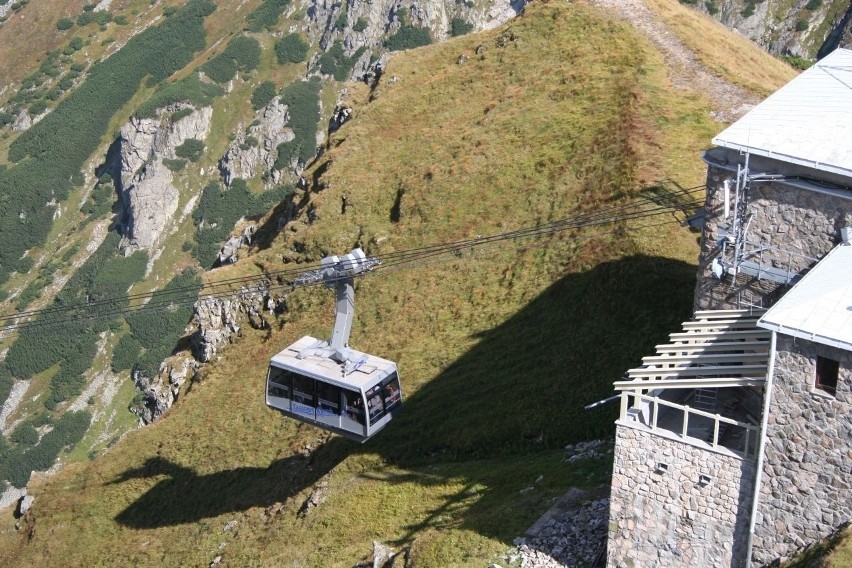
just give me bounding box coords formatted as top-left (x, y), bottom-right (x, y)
top-left (0, 1), bottom-right (801, 566)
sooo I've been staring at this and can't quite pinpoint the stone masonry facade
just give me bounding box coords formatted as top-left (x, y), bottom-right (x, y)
top-left (607, 425), bottom-right (756, 568)
top-left (606, 148), bottom-right (852, 567)
top-left (695, 149), bottom-right (852, 312)
top-left (751, 336), bottom-right (852, 564)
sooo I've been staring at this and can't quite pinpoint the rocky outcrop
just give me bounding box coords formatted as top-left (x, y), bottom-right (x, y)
top-left (219, 97), bottom-right (294, 187)
top-left (689, 0), bottom-right (851, 59)
top-left (117, 106), bottom-right (212, 255)
top-left (131, 356), bottom-right (197, 425)
top-left (307, 0), bottom-right (529, 81)
top-left (190, 283), bottom-right (280, 363)
top-left (217, 225), bottom-right (256, 265)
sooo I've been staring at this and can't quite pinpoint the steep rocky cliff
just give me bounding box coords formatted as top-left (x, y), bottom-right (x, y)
top-left (688, 0), bottom-right (851, 59)
top-left (306, 0), bottom-right (528, 80)
top-left (116, 106), bottom-right (213, 255)
top-left (219, 96), bottom-right (294, 187)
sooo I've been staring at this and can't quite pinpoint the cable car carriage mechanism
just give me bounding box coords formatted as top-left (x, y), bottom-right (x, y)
top-left (266, 248), bottom-right (402, 442)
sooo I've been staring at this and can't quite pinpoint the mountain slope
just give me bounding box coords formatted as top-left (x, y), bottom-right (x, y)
top-left (0, 1), bottom-right (802, 565)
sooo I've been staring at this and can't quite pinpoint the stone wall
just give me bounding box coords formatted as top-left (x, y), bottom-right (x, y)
top-left (751, 336), bottom-right (852, 565)
top-left (694, 148), bottom-right (852, 312)
top-left (607, 425), bottom-right (756, 568)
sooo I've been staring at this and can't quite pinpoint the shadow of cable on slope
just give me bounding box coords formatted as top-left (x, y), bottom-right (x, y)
top-left (113, 254), bottom-right (696, 533)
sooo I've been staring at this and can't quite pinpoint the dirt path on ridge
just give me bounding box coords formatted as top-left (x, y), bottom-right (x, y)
top-left (585, 0), bottom-right (762, 123)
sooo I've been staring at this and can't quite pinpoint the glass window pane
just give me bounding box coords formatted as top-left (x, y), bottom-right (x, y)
top-left (293, 375), bottom-right (315, 407)
top-left (366, 384), bottom-right (385, 424)
top-left (267, 384), bottom-right (289, 398)
top-left (268, 366), bottom-right (291, 387)
top-left (382, 373), bottom-right (401, 411)
top-left (317, 382), bottom-right (341, 417)
top-left (343, 390), bottom-right (364, 425)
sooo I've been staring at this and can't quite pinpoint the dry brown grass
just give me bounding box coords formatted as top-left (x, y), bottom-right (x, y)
top-left (0, 1), bottom-right (795, 566)
top-left (643, 0), bottom-right (797, 97)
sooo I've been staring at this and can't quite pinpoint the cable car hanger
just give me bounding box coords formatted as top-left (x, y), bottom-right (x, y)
top-left (266, 248), bottom-right (402, 443)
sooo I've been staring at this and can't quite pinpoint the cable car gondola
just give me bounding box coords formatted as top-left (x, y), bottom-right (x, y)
top-left (266, 248), bottom-right (403, 442)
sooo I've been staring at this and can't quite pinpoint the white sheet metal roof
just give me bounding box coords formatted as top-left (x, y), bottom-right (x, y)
top-left (758, 243), bottom-right (852, 351)
top-left (712, 48), bottom-right (852, 178)
top-left (270, 335), bottom-right (396, 390)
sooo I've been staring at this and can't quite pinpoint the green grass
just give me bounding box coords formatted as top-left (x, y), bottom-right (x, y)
top-left (785, 525), bottom-right (852, 567)
top-left (0, 1), bottom-right (787, 565)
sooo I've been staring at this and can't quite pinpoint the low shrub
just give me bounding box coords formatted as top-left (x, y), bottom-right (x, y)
top-left (274, 78), bottom-right (321, 169)
top-left (137, 74), bottom-right (224, 117)
top-left (175, 138), bottom-right (204, 162)
top-left (163, 158), bottom-right (187, 172)
top-left (56, 18), bottom-right (74, 30)
top-left (385, 26), bottom-right (431, 51)
top-left (275, 33), bottom-right (308, 65)
top-left (201, 35), bottom-right (261, 83)
top-left (318, 41), bottom-right (365, 81)
top-left (246, 0), bottom-right (289, 32)
top-left (251, 81), bottom-right (277, 110)
top-left (450, 17), bottom-right (473, 37)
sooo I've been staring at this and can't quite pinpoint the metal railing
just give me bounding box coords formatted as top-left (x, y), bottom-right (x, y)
top-left (620, 391), bottom-right (760, 460)
top-left (736, 240), bottom-right (818, 285)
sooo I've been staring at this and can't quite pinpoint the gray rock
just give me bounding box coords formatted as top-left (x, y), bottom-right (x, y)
top-left (16, 494), bottom-right (34, 517)
top-left (190, 283), bottom-right (272, 363)
top-left (217, 225), bottom-right (256, 266)
top-left (11, 110), bottom-right (32, 132)
top-left (688, 0), bottom-right (851, 59)
top-left (219, 97), bottom-right (294, 187)
top-left (131, 356), bottom-right (197, 424)
top-left (117, 107), bottom-right (212, 255)
top-left (305, 0), bottom-right (529, 82)
top-left (371, 540), bottom-right (395, 568)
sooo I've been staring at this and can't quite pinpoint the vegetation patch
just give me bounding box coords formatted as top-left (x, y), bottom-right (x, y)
top-left (163, 158), bottom-right (187, 172)
top-left (251, 81), bottom-right (277, 110)
top-left (385, 26), bottom-right (432, 51)
top-left (136, 74), bottom-right (224, 118)
top-left (4, 232), bottom-right (147, 408)
top-left (192, 180), bottom-right (294, 267)
top-left (175, 139), bottom-right (205, 162)
top-left (0, 0), bottom-right (215, 284)
top-left (201, 35), bottom-right (261, 84)
top-left (0, 411), bottom-right (91, 488)
top-left (123, 269), bottom-right (201, 378)
top-left (246, 0), bottom-right (290, 32)
top-left (274, 33), bottom-right (309, 65)
top-left (273, 78), bottom-right (322, 169)
top-left (450, 17), bottom-right (473, 37)
top-left (318, 41), bottom-right (366, 81)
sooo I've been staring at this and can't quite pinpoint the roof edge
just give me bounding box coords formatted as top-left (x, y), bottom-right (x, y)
top-left (756, 320), bottom-right (852, 352)
top-left (710, 139), bottom-right (852, 179)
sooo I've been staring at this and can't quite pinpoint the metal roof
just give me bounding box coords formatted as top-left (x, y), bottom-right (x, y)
top-left (758, 243), bottom-right (852, 351)
top-left (711, 48), bottom-right (852, 179)
top-left (270, 335), bottom-right (397, 390)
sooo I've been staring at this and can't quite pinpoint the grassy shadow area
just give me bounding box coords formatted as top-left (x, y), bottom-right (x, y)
top-left (377, 254), bottom-right (696, 465)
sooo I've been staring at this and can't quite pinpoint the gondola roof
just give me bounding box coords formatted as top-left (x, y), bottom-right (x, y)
top-left (269, 335), bottom-right (397, 389)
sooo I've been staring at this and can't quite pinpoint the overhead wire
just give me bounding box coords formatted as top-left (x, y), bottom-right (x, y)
top-left (0, 185), bottom-right (704, 332)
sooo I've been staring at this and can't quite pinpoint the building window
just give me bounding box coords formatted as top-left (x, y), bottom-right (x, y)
top-left (815, 356), bottom-right (839, 396)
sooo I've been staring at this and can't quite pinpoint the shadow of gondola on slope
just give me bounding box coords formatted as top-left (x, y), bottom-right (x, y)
top-left (113, 255), bottom-right (696, 538)
top-left (113, 439), bottom-right (350, 529)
